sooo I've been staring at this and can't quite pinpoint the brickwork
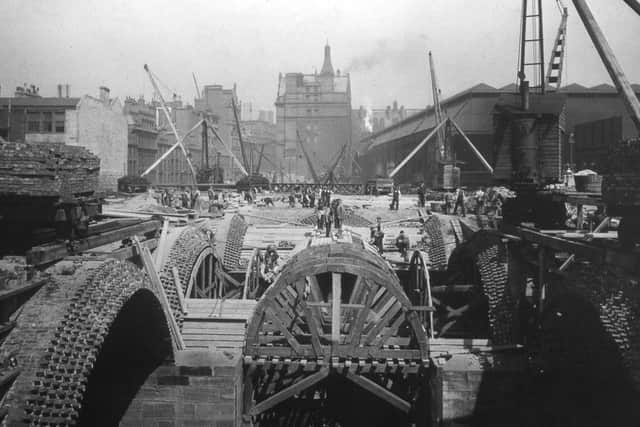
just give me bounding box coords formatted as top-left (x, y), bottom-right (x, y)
top-left (0, 259), bottom-right (178, 425)
top-left (121, 350), bottom-right (242, 427)
top-left (158, 226), bottom-right (214, 325)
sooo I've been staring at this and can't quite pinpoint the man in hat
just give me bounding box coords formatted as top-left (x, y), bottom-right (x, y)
top-left (395, 230), bottom-right (410, 262)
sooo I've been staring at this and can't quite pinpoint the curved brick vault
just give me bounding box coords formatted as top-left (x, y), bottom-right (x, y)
top-left (0, 259), bottom-right (179, 426)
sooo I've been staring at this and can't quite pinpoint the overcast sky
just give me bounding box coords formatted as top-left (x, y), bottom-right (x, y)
top-left (1, 0), bottom-right (638, 111)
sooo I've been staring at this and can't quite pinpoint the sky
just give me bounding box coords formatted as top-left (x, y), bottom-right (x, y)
top-left (1, 0), bottom-right (639, 112)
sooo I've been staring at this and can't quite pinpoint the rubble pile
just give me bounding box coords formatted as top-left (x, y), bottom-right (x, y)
top-left (0, 141), bottom-right (100, 197)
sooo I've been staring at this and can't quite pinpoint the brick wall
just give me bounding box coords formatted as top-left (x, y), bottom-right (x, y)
top-left (121, 349), bottom-right (242, 427)
top-left (66, 96), bottom-right (128, 191)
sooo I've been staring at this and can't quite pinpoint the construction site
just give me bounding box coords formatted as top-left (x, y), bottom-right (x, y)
top-left (0, 0), bottom-right (639, 426)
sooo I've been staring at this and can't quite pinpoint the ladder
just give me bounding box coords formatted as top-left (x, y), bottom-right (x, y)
top-left (518, 0), bottom-right (546, 93)
top-left (546, 3), bottom-right (569, 91)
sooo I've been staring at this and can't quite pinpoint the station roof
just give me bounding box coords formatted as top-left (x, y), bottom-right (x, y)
top-left (360, 82), bottom-right (640, 152)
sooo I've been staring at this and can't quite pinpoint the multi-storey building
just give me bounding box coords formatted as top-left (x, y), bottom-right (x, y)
top-left (0, 85), bottom-right (127, 191)
top-left (195, 84), bottom-right (242, 182)
top-left (275, 44), bottom-right (352, 181)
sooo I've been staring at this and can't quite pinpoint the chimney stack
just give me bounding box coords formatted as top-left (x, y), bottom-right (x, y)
top-left (57, 84), bottom-right (63, 98)
top-left (65, 84), bottom-right (70, 98)
top-left (99, 86), bottom-right (110, 102)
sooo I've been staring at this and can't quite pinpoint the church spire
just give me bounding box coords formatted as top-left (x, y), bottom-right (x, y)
top-left (320, 43), bottom-right (334, 76)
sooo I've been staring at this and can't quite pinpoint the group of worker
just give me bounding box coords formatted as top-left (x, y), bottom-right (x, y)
top-left (368, 217), bottom-right (411, 261)
top-left (316, 198), bottom-right (345, 238)
top-left (158, 187), bottom-right (202, 210)
top-left (442, 186), bottom-right (504, 217)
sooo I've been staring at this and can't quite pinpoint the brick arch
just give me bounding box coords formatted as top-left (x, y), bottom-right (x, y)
top-left (157, 226), bottom-right (219, 307)
top-left (0, 259), bottom-right (176, 426)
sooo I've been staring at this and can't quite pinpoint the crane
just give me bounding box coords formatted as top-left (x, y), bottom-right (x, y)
top-left (429, 51), bottom-right (447, 162)
top-left (192, 72), bottom-right (201, 100)
top-left (545, 1), bottom-right (569, 91)
top-left (140, 64), bottom-right (198, 184)
top-left (231, 96), bottom-right (250, 174)
top-left (296, 129), bottom-right (321, 184)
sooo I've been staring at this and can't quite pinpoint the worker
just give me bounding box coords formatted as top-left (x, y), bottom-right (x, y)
top-left (371, 217), bottom-right (385, 254)
top-left (191, 188), bottom-right (200, 210)
top-left (309, 189), bottom-right (316, 208)
top-left (181, 188), bottom-right (190, 209)
top-left (417, 183), bottom-right (426, 208)
top-left (288, 193), bottom-right (296, 208)
top-left (453, 187), bottom-right (466, 217)
top-left (263, 197), bottom-right (274, 207)
top-left (316, 206), bottom-right (325, 232)
top-left (302, 190), bottom-right (310, 208)
top-left (324, 205), bottom-right (333, 238)
top-left (260, 245), bottom-right (281, 294)
top-left (390, 185), bottom-right (400, 211)
top-left (207, 186), bottom-right (215, 203)
top-left (474, 187), bottom-right (486, 215)
top-left (333, 199), bottom-right (345, 238)
top-left (395, 230), bottom-right (410, 262)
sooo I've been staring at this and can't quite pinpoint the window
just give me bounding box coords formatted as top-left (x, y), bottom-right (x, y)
top-left (27, 112), bottom-right (40, 132)
top-left (54, 112), bottom-right (65, 133)
top-left (42, 112), bottom-right (53, 132)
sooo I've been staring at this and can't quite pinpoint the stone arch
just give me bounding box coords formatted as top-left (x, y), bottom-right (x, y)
top-left (0, 259), bottom-right (176, 426)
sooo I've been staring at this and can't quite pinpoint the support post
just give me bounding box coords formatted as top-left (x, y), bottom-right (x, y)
top-left (172, 266), bottom-right (188, 313)
top-left (133, 237), bottom-right (185, 350)
top-left (389, 120), bottom-right (448, 178)
top-left (571, 0), bottom-right (640, 131)
top-left (331, 273), bottom-right (342, 346)
top-left (449, 119), bottom-right (494, 173)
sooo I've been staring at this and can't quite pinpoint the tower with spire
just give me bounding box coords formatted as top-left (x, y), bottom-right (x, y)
top-left (275, 43), bottom-right (352, 181)
top-left (320, 43), bottom-right (334, 76)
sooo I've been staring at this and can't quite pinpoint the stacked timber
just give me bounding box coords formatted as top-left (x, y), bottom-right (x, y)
top-left (0, 141), bottom-right (100, 197)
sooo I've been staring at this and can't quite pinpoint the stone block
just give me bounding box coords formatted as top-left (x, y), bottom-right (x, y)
top-left (180, 366), bottom-right (212, 376)
top-left (194, 403), bottom-right (217, 419)
top-left (158, 375), bottom-right (190, 386)
top-left (142, 402), bottom-right (176, 419)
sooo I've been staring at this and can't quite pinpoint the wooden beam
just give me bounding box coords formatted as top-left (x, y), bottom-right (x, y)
top-left (572, 0), bottom-right (640, 131)
top-left (106, 238), bottom-right (158, 261)
top-left (389, 119), bottom-right (448, 178)
top-left (449, 118), bottom-right (494, 174)
top-left (134, 237), bottom-right (185, 351)
top-left (265, 304), bottom-right (303, 354)
top-left (172, 267), bottom-right (188, 313)
top-left (331, 273), bottom-right (342, 344)
top-left (249, 368), bottom-right (329, 416)
top-left (344, 372), bottom-right (411, 413)
top-left (27, 220), bottom-right (161, 266)
top-left (365, 301), bottom-right (402, 345)
top-left (301, 300), bottom-right (324, 357)
top-left (154, 220), bottom-right (170, 270)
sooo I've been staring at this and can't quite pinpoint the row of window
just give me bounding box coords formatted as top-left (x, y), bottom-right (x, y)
top-left (27, 111), bottom-right (66, 133)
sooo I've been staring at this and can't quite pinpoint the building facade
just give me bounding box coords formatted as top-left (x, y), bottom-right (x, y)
top-left (195, 84), bottom-right (242, 182)
top-left (0, 86), bottom-right (128, 191)
top-left (123, 97), bottom-right (159, 178)
top-left (275, 44), bottom-right (352, 182)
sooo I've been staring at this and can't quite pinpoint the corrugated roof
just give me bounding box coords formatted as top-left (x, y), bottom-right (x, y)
top-left (0, 97), bottom-right (80, 107)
